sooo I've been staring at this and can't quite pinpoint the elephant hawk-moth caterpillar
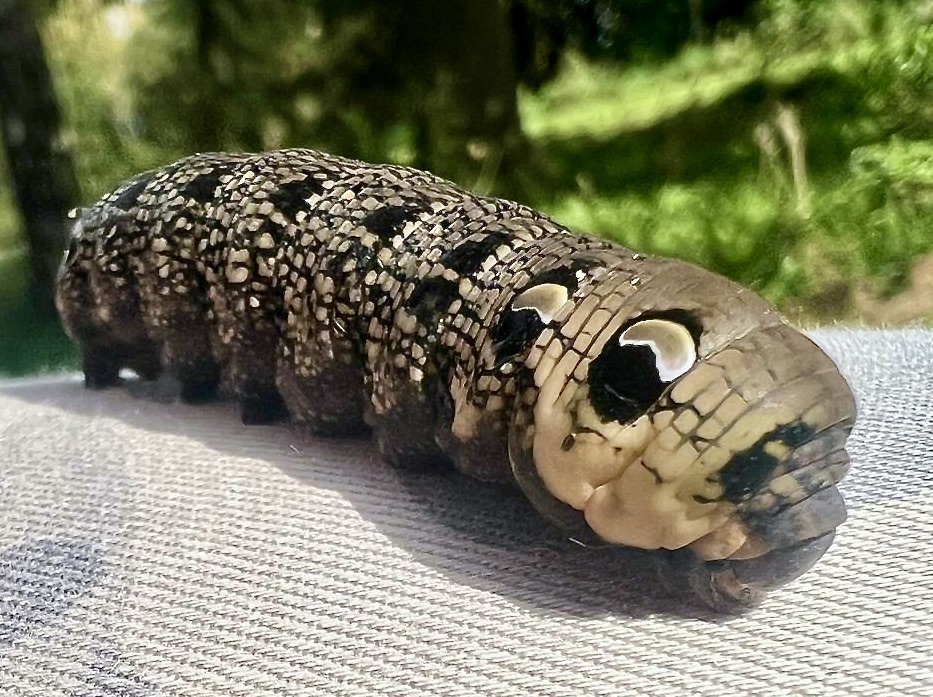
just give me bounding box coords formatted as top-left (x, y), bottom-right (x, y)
top-left (56, 148), bottom-right (856, 611)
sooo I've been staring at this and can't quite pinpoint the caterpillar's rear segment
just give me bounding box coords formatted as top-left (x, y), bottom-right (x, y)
top-left (55, 149), bottom-right (857, 613)
top-left (56, 214), bottom-right (282, 425)
top-left (56, 227), bottom-right (162, 389)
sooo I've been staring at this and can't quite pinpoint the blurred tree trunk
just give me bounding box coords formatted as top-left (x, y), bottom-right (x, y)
top-left (0, 0), bottom-right (78, 303)
top-left (316, 0), bottom-right (528, 197)
top-left (688, 0), bottom-right (708, 43)
top-left (416, 0), bottom-right (527, 196)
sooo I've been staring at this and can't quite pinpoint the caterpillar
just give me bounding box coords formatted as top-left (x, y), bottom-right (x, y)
top-left (55, 149), bottom-right (856, 611)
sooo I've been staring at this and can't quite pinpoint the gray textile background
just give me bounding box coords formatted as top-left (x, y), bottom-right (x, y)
top-left (1, 328), bottom-right (931, 696)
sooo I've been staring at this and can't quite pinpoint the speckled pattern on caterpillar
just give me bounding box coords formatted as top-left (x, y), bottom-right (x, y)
top-left (56, 148), bottom-right (857, 611)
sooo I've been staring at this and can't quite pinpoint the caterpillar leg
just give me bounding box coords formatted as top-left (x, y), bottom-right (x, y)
top-left (80, 339), bottom-right (161, 390)
top-left (155, 317), bottom-right (221, 405)
top-left (276, 334), bottom-right (367, 436)
top-left (365, 370), bottom-right (452, 471)
top-left (80, 346), bottom-right (121, 389)
top-left (223, 328), bottom-right (287, 424)
top-left (58, 264), bottom-right (161, 389)
top-left (137, 257), bottom-right (222, 404)
top-left (436, 396), bottom-right (513, 483)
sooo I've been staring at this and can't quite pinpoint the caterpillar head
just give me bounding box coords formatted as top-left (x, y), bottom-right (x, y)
top-left (503, 257), bottom-right (856, 611)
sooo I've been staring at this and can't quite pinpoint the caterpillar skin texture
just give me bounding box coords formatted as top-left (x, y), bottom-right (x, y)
top-left (56, 149), bottom-right (856, 611)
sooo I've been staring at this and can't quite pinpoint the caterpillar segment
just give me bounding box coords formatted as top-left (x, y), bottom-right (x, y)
top-left (55, 149), bottom-right (857, 611)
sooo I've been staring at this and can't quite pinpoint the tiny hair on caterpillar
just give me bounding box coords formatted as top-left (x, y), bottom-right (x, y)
top-left (56, 149), bottom-right (856, 612)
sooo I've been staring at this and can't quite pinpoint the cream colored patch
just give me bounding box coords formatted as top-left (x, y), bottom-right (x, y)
top-left (670, 362), bottom-right (720, 406)
top-left (696, 443), bottom-right (732, 476)
top-left (573, 403), bottom-right (736, 551)
top-left (730, 535), bottom-right (773, 560)
top-left (529, 327), bottom-right (655, 508)
top-left (803, 402), bottom-right (830, 426)
top-left (695, 415), bottom-right (726, 440)
top-left (560, 295), bottom-right (601, 337)
top-left (513, 283), bottom-right (569, 324)
top-left (618, 319), bottom-right (696, 382)
top-left (533, 403), bottom-right (652, 510)
top-left (717, 392), bottom-right (751, 424)
top-left (764, 440), bottom-right (791, 461)
top-left (528, 332), bottom-right (734, 550)
top-left (228, 248), bottom-right (250, 264)
top-left (394, 309), bottom-right (418, 335)
top-left (451, 400), bottom-right (485, 441)
top-left (531, 334), bottom-right (564, 390)
top-left (448, 375), bottom-right (483, 442)
top-left (689, 519), bottom-right (749, 560)
top-left (583, 465), bottom-right (730, 550)
top-left (673, 410), bottom-right (700, 435)
top-left (719, 405), bottom-right (795, 453)
top-left (768, 471), bottom-right (802, 497)
top-left (226, 266), bottom-right (249, 284)
top-left (693, 376), bottom-right (732, 415)
top-left (696, 392), bottom-right (750, 440)
top-left (651, 441), bottom-right (701, 482)
top-left (524, 317), bottom-right (812, 555)
top-left (95, 305), bottom-right (112, 323)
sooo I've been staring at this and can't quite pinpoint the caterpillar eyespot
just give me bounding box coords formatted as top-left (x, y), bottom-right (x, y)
top-left (617, 319), bottom-right (696, 383)
top-left (55, 148), bottom-right (857, 612)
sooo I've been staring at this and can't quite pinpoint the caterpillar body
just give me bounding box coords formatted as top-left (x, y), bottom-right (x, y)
top-left (56, 149), bottom-right (856, 611)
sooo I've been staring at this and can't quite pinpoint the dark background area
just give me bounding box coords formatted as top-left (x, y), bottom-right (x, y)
top-left (1, 0), bottom-right (931, 376)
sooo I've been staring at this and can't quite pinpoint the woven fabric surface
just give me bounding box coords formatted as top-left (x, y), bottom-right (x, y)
top-left (0, 328), bottom-right (931, 696)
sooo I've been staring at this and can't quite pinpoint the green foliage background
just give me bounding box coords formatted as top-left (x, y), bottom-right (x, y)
top-left (1, 0), bottom-right (931, 375)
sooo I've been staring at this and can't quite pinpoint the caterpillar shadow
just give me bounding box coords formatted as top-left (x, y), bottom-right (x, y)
top-left (4, 374), bottom-right (740, 622)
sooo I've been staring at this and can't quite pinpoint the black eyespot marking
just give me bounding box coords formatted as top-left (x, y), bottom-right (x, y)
top-left (405, 276), bottom-right (460, 324)
top-left (440, 231), bottom-right (511, 275)
top-left (362, 202), bottom-right (430, 239)
top-left (491, 274), bottom-right (573, 367)
top-left (267, 178), bottom-right (325, 220)
top-left (587, 312), bottom-right (701, 424)
top-left (492, 305), bottom-right (547, 367)
top-left (180, 172), bottom-right (223, 203)
top-left (113, 172), bottom-right (157, 210)
top-left (719, 422), bottom-right (817, 502)
top-left (588, 341), bottom-right (666, 424)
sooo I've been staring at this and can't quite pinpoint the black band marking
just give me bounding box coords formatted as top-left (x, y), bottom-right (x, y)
top-left (180, 172), bottom-right (223, 203)
top-left (362, 202), bottom-right (430, 239)
top-left (440, 231), bottom-right (511, 275)
top-left (719, 421), bottom-right (817, 502)
top-left (267, 178), bottom-right (326, 220)
top-left (113, 173), bottom-right (157, 210)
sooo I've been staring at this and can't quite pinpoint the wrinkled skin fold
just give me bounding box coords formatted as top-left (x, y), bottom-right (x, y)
top-left (55, 149), bottom-right (857, 612)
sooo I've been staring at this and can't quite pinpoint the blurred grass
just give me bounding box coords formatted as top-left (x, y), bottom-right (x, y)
top-left (0, 154), bottom-right (76, 376)
top-left (1, 0), bottom-right (931, 376)
top-left (0, 247), bottom-right (76, 377)
top-left (519, 0), bottom-right (933, 320)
